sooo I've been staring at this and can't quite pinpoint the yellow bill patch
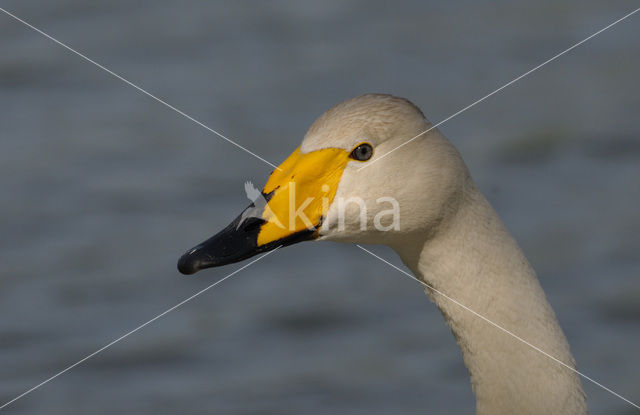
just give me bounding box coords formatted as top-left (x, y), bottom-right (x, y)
top-left (257, 147), bottom-right (350, 246)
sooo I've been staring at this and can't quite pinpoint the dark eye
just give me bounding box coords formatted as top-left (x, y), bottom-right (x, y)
top-left (349, 143), bottom-right (373, 161)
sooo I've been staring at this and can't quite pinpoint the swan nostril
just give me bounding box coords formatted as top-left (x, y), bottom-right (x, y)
top-left (240, 217), bottom-right (263, 232)
top-left (263, 189), bottom-right (276, 201)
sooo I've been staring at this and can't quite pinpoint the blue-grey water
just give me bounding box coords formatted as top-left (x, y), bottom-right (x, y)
top-left (1, 1), bottom-right (639, 414)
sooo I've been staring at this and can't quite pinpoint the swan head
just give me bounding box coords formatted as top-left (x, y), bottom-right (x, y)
top-left (178, 94), bottom-right (469, 275)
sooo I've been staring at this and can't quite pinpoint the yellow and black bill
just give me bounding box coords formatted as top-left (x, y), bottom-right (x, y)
top-left (177, 146), bottom-right (351, 275)
top-left (176, 200), bottom-right (316, 275)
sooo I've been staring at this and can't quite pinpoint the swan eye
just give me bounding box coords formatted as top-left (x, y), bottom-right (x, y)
top-left (349, 143), bottom-right (373, 161)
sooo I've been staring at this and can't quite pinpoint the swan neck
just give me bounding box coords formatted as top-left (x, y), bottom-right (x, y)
top-left (393, 186), bottom-right (586, 414)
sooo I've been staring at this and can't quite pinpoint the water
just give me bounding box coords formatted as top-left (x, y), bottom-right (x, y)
top-left (1, 1), bottom-right (639, 413)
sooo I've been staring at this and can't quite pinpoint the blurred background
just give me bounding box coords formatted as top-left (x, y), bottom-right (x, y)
top-left (1, 0), bottom-right (639, 413)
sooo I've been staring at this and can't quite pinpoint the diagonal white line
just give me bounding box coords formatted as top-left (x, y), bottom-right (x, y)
top-left (359, 7), bottom-right (640, 171)
top-left (0, 7), bottom-right (281, 171)
top-left (356, 245), bottom-right (640, 410)
top-left (3, 2), bottom-right (638, 410)
top-left (0, 247), bottom-right (281, 411)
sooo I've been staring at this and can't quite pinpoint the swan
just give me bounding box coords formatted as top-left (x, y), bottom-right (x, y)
top-left (177, 94), bottom-right (587, 414)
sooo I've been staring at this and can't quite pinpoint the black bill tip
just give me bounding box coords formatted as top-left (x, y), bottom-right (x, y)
top-left (177, 246), bottom-right (211, 275)
top-left (177, 214), bottom-right (264, 275)
top-left (177, 204), bottom-right (318, 276)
